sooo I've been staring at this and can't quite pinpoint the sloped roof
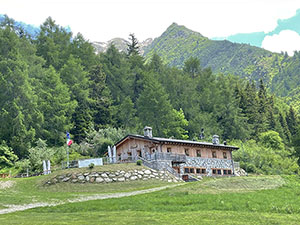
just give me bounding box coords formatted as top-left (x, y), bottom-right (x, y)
top-left (115, 134), bottom-right (239, 150)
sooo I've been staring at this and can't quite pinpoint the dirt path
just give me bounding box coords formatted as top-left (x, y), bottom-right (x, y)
top-left (0, 184), bottom-right (181, 215)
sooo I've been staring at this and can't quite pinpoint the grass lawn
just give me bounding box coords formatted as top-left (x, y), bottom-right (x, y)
top-left (1, 174), bottom-right (300, 224)
top-left (0, 163), bottom-right (171, 206)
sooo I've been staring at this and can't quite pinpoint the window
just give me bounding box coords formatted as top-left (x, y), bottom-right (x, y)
top-left (228, 170), bottom-right (232, 175)
top-left (212, 151), bottom-right (217, 158)
top-left (223, 152), bottom-right (227, 159)
top-left (196, 150), bottom-right (201, 157)
top-left (185, 149), bottom-right (189, 156)
top-left (217, 169), bottom-right (222, 175)
top-left (196, 168), bottom-right (206, 174)
top-left (190, 168), bottom-right (194, 173)
top-left (212, 169), bottom-right (216, 174)
top-left (223, 170), bottom-right (227, 175)
top-left (167, 147), bottom-right (172, 153)
top-left (184, 168), bottom-right (189, 173)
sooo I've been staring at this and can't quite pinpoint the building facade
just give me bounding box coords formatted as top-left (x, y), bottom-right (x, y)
top-left (115, 127), bottom-right (239, 177)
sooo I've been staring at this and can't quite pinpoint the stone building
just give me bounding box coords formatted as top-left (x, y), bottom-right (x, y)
top-left (115, 127), bottom-right (239, 178)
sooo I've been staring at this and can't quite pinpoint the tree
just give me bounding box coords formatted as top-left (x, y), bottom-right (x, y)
top-left (0, 27), bottom-right (41, 157)
top-left (183, 57), bottom-right (201, 77)
top-left (89, 64), bottom-right (113, 130)
top-left (33, 66), bottom-right (76, 145)
top-left (286, 105), bottom-right (298, 136)
top-left (127, 33), bottom-right (139, 56)
top-left (60, 56), bottom-right (92, 142)
top-left (137, 76), bottom-right (188, 138)
top-left (0, 142), bottom-right (18, 169)
top-left (35, 17), bottom-right (72, 70)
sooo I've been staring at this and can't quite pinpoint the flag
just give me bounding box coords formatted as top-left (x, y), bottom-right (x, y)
top-left (66, 132), bottom-right (73, 146)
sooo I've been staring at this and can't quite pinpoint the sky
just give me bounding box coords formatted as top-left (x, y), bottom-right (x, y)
top-left (1, 0), bottom-right (300, 55)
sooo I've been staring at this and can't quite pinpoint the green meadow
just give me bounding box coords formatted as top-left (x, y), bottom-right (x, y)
top-left (1, 171), bottom-right (300, 224)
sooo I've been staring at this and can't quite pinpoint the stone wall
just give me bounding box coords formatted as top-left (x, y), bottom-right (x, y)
top-left (180, 157), bottom-right (234, 176)
top-left (45, 168), bottom-right (181, 185)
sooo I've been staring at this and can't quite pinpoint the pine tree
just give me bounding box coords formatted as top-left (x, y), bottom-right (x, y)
top-left (60, 56), bottom-right (92, 142)
top-left (286, 105), bottom-right (298, 136)
top-left (33, 66), bottom-right (76, 145)
top-left (137, 75), bottom-right (188, 138)
top-left (0, 27), bottom-right (41, 157)
top-left (183, 57), bottom-right (201, 78)
top-left (127, 33), bottom-right (139, 56)
top-left (89, 64), bottom-right (113, 130)
top-left (35, 17), bottom-right (72, 70)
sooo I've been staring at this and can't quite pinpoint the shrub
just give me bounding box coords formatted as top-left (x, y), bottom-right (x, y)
top-left (136, 160), bottom-right (142, 166)
top-left (89, 163), bottom-right (95, 169)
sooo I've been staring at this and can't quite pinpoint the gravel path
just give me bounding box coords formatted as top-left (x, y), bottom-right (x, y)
top-left (0, 184), bottom-right (181, 215)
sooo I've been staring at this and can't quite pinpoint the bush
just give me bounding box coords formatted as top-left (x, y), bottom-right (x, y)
top-left (136, 160), bottom-right (142, 166)
top-left (89, 163), bottom-right (95, 169)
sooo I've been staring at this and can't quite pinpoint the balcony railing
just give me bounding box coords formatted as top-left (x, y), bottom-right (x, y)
top-left (144, 152), bottom-right (186, 162)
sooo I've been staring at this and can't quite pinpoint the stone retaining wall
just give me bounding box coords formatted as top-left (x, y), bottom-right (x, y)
top-left (45, 168), bottom-right (181, 185)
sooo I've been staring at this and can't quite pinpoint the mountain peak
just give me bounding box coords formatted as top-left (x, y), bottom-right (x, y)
top-left (165, 22), bottom-right (204, 38)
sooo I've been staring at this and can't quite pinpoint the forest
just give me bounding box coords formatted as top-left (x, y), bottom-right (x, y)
top-left (0, 16), bottom-right (300, 175)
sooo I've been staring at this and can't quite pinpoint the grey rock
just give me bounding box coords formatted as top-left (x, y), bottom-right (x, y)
top-left (78, 175), bottom-right (85, 181)
top-left (104, 178), bottom-right (112, 183)
top-left (130, 176), bottom-right (138, 181)
top-left (118, 177), bottom-right (125, 182)
top-left (144, 170), bottom-right (151, 175)
top-left (124, 173), bottom-right (131, 179)
top-left (62, 177), bottom-right (70, 182)
top-left (95, 177), bottom-right (104, 183)
top-left (101, 173), bottom-right (108, 178)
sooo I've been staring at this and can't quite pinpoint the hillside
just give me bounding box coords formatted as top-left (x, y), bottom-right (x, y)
top-left (142, 23), bottom-right (300, 103)
top-left (144, 23), bottom-right (280, 83)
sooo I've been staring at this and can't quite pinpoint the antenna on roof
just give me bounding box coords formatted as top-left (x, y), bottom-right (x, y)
top-left (199, 128), bottom-right (205, 140)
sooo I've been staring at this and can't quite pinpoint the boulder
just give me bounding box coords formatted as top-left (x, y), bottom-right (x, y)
top-left (144, 170), bottom-right (151, 175)
top-left (124, 173), bottom-right (131, 179)
top-left (118, 177), bottom-right (125, 182)
top-left (104, 178), bottom-right (112, 183)
top-left (101, 173), bottom-right (108, 178)
top-left (130, 176), bottom-right (138, 181)
top-left (78, 175), bottom-right (85, 181)
top-left (95, 177), bottom-right (104, 183)
top-left (62, 177), bottom-right (70, 182)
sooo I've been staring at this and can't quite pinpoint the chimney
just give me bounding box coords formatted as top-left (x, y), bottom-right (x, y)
top-left (212, 135), bottom-right (219, 145)
top-left (144, 126), bottom-right (153, 138)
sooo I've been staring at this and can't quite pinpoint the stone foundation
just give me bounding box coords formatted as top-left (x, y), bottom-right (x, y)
top-left (180, 157), bottom-right (234, 176)
top-left (45, 168), bottom-right (182, 185)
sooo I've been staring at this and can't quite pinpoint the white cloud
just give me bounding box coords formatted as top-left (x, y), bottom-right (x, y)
top-left (262, 30), bottom-right (300, 55)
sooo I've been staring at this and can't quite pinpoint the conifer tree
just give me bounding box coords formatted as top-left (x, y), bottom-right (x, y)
top-left (127, 33), bottom-right (139, 56)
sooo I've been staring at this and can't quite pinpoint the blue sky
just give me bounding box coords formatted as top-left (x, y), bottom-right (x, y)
top-left (213, 8), bottom-right (300, 55)
top-left (1, 0), bottom-right (300, 55)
